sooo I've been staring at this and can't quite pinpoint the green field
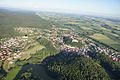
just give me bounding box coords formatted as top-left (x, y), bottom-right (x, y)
top-left (90, 33), bottom-right (118, 44)
top-left (5, 66), bottom-right (21, 80)
top-left (90, 33), bottom-right (120, 50)
top-left (20, 42), bottom-right (45, 60)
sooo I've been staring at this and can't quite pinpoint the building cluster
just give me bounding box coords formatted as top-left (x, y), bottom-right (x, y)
top-left (61, 45), bottom-right (79, 53)
top-left (0, 37), bottom-right (28, 60)
top-left (0, 48), bottom-right (12, 60)
top-left (14, 27), bottom-right (35, 34)
top-left (61, 44), bottom-right (90, 58)
top-left (89, 43), bottom-right (120, 62)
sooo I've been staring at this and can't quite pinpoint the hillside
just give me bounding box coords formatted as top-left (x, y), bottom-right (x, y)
top-left (0, 9), bottom-right (52, 37)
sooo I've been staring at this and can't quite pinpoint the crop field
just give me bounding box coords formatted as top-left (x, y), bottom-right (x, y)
top-left (90, 33), bottom-right (118, 44)
top-left (81, 26), bottom-right (93, 30)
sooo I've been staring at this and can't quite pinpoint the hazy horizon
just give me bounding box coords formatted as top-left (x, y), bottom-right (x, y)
top-left (0, 0), bottom-right (120, 18)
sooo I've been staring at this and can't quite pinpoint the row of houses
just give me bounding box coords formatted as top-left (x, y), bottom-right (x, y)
top-left (89, 43), bottom-right (120, 62)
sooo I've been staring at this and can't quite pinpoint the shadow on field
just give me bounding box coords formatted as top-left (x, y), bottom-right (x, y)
top-left (13, 63), bottom-right (55, 80)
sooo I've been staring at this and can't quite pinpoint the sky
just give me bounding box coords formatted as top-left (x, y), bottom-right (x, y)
top-left (0, 0), bottom-right (120, 17)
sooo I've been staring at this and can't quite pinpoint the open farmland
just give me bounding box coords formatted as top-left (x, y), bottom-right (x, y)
top-left (89, 33), bottom-right (120, 50)
top-left (90, 33), bottom-right (118, 44)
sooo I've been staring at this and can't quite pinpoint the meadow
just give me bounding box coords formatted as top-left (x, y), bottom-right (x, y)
top-left (90, 33), bottom-right (118, 45)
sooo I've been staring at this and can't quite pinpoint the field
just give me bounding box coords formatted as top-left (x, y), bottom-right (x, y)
top-left (81, 26), bottom-right (93, 30)
top-left (20, 42), bottom-right (45, 60)
top-left (90, 33), bottom-right (120, 50)
top-left (90, 33), bottom-right (118, 44)
top-left (5, 66), bottom-right (21, 80)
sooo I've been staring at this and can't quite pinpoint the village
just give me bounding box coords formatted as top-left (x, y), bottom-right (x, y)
top-left (0, 27), bottom-right (120, 64)
top-left (0, 37), bottom-right (28, 60)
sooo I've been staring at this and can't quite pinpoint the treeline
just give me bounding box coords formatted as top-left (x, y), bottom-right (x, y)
top-left (89, 52), bottom-right (120, 80)
top-left (63, 36), bottom-right (83, 47)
